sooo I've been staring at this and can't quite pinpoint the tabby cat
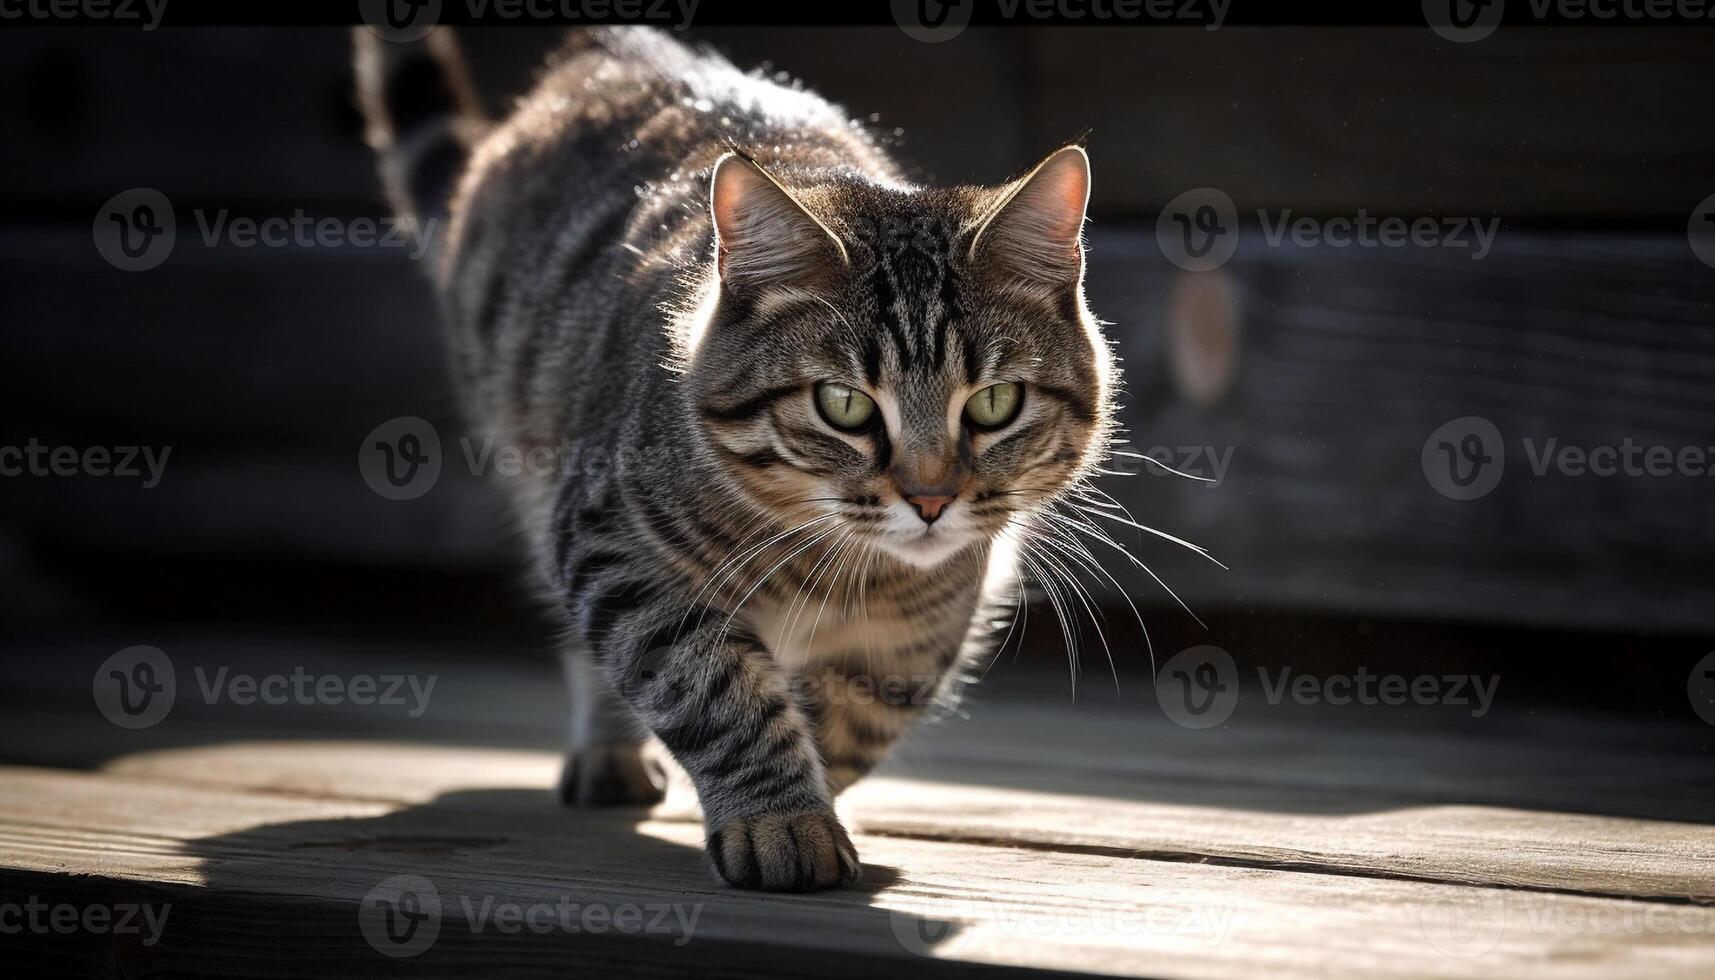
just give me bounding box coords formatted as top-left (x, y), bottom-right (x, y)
top-left (355, 26), bottom-right (1114, 891)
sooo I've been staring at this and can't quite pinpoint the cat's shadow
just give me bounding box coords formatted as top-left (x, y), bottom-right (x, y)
top-left (181, 785), bottom-right (959, 971)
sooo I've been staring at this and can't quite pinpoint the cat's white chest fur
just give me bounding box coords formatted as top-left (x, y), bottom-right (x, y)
top-left (745, 599), bottom-right (924, 673)
top-left (743, 538), bottom-right (1017, 673)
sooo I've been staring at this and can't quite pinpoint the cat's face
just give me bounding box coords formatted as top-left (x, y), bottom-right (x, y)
top-left (688, 147), bottom-right (1112, 569)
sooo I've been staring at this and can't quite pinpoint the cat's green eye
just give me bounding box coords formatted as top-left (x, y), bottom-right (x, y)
top-left (814, 382), bottom-right (877, 432)
top-left (964, 382), bottom-right (1024, 430)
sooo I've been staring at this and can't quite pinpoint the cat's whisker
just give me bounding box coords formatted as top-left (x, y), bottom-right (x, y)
top-left (781, 528), bottom-right (854, 645)
top-left (1066, 501), bottom-right (1228, 570)
top-left (853, 537), bottom-right (880, 669)
top-left (1015, 542), bottom-right (1080, 696)
top-left (1036, 510), bottom-right (1155, 673)
top-left (1003, 524), bottom-right (1077, 670)
top-left (977, 555), bottom-right (1030, 682)
top-left (684, 512), bottom-right (840, 636)
top-left (805, 530), bottom-right (863, 655)
top-left (715, 518), bottom-right (846, 647)
top-left (1107, 449), bottom-right (1219, 484)
top-left (1027, 528), bottom-right (1120, 694)
top-left (1048, 503), bottom-right (1208, 631)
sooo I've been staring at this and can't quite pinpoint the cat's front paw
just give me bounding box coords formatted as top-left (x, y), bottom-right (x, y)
top-left (558, 743), bottom-right (666, 807)
top-left (706, 810), bottom-right (862, 891)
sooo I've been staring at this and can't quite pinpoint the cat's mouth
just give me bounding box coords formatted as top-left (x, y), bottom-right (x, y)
top-left (874, 504), bottom-right (982, 569)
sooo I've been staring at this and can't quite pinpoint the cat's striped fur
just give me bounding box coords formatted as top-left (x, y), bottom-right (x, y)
top-left (356, 26), bottom-right (1114, 891)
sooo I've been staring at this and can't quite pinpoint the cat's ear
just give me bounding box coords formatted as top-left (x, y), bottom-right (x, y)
top-left (709, 152), bottom-right (848, 293)
top-left (969, 144), bottom-right (1090, 286)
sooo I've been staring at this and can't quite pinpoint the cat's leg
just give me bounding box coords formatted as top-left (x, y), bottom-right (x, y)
top-left (596, 611), bottom-right (861, 891)
top-left (804, 670), bottom-right (931, 796)
top-left (804, 618), bottom-right (977, 796)
top-left (557, 647), bottom-right (666, 806)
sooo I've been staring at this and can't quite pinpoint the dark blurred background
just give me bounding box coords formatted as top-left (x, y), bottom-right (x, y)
top-left (3, 25), bottom-right (1713, 723)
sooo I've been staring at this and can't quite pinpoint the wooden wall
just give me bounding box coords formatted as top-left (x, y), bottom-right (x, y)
top-left (2, 26), bottom-right (1711, 634)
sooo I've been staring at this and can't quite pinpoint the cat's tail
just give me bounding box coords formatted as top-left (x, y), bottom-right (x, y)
top-left (352, 27), bottom-right (486, 241)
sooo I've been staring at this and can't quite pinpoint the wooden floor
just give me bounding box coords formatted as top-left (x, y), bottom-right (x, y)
top-left (3, 630), bottom-right (1713, 977)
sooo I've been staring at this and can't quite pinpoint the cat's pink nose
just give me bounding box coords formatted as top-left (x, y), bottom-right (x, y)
top-left (905, 494), bottom-right (954, 524)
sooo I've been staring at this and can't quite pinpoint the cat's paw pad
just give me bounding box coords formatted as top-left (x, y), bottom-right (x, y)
top-left (706, 810), bottom-right (862, 891)
top-left (558, 743), bottom-right (666, 807)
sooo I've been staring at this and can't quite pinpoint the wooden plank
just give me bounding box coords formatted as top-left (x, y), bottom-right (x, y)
top-left (4, 638), bottom-right (1710, 822)
top-left (1015, 27), bottom-right (1715, 221)
top-left (4, 764), bottom-right (1715, 978)
top-left (8, 223), bottom-right (1713, 633)
top-left (6, 28), bottom-right (1711, 219)
top-left (91, 741), bottom-right (1715, 904)
top-left (892, 702), bottom-right (1715, 823)
top-left (1084, 231), bottom-right (1715, 633)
